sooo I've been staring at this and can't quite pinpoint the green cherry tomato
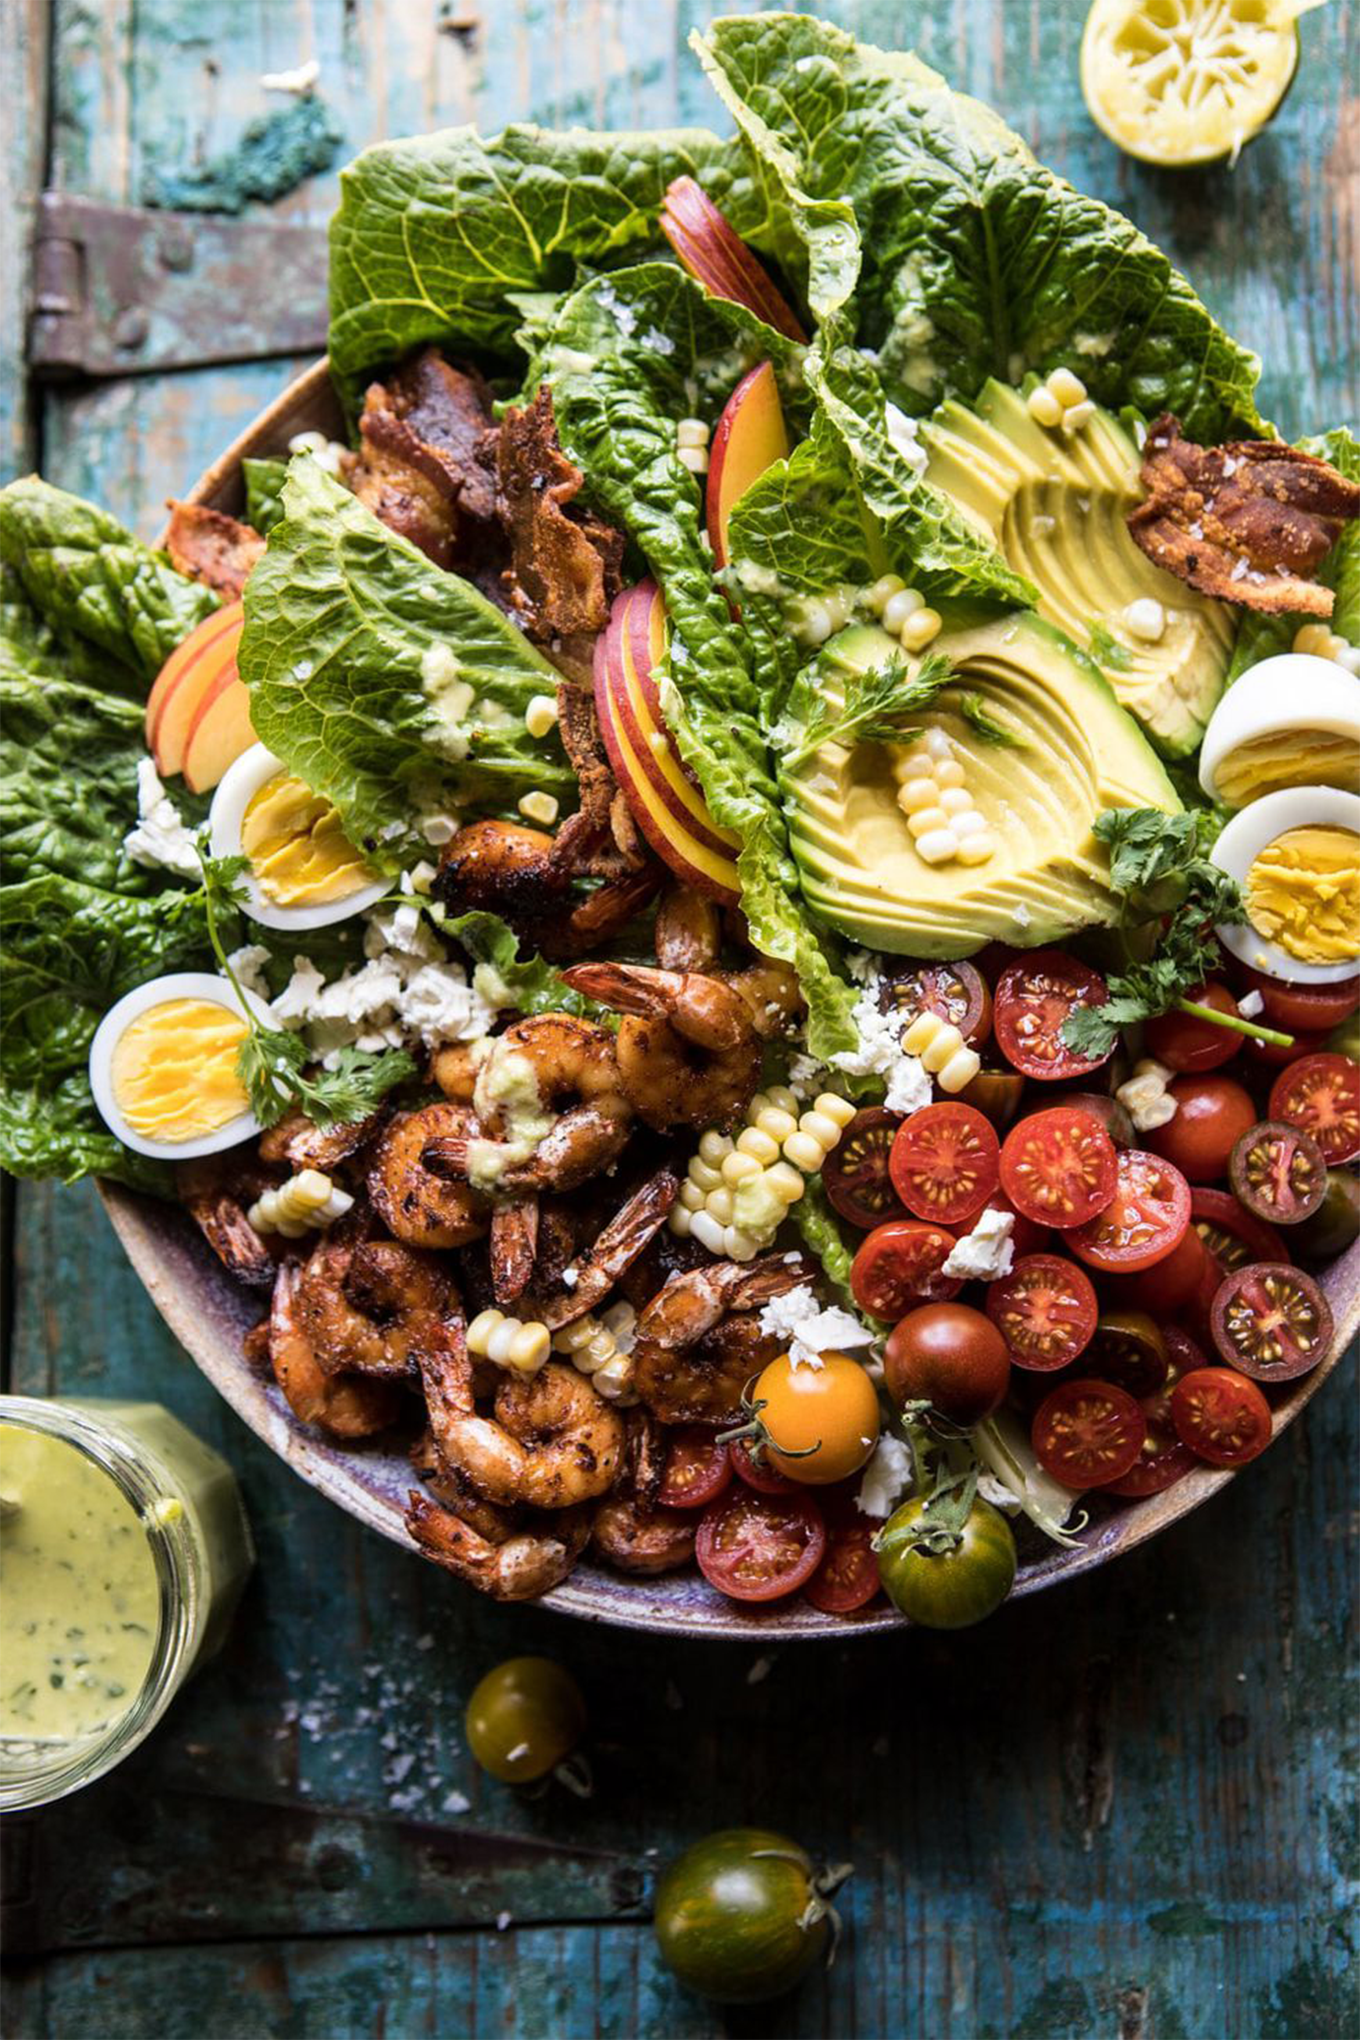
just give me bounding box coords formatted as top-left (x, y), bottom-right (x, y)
top-left (464, 1657), bottom-right (585, 1783)
top-left (876, 1496), bottom-right (1016, 1629)
top-left (654, 1827), bottom-right (837, 2004)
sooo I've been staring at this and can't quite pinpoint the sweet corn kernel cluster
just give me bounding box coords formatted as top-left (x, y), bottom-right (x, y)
top-left (552, 1302), bottom-right (638, 1403)
top-left (670, 1088), bottom-right (857, 1258)
top-left (1025, 366), bottom-right (1094, 435)
top-left (900, 1009), bottom-right (982, 1093)
top-left (788, 585), bottom-right (859, 648)
top-left (677, 417), bottom-right (710, 475)
top-left (248, 1170), bottom-right (354, 1238)
top-left (892, 727), bottom-right (996, 867)
top-left (467, 1308), bottom-right (552, 1375)
top-left (865, 573), bottom-right (943, 653)
top-left (1294, 622), bottom-right (1360, 675)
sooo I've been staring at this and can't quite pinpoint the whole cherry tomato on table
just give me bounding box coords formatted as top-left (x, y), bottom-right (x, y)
top-left (465, 1658), bottom-right (586, 1784)
top-left (883, 1303), bottom-right (1011, 1425)
top-left (653, 1828), bottom-right (844, 2004)
top-left (1147, 1075), bottom-right (1257, 1182)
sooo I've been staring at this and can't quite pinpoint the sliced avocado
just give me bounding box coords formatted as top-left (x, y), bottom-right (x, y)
top-left (781, 615), bottom-right (1179, 960)
top-left (922, 380), bottom-right (1233, 757)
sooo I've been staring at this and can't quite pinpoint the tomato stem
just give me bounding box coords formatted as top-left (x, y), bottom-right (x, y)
top-left (1173, 997), bottom-right (1293, 1048)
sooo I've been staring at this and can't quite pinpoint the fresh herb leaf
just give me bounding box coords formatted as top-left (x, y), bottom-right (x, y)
top-left (1088, 623), bottom-right (1133, 673)
top-left (957, 691), bottom-right (1025, 747)
top-left (791, 650), bottom-right (951, 762)
top-left (446, 910), bottom-right (609, 1021)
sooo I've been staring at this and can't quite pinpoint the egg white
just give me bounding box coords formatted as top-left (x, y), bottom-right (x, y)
top-left (1212, 785), bottom-right (1360, 987)
top-left (1199, 654), bottom-right (1360, 805)
top-left (89, 971), bottom-right (277, 1160)
top-left (210, 744), bottom-right (388, 930)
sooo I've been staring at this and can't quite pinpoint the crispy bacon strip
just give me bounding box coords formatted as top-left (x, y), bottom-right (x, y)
top-left (496, 387), bottom-right (625, 639)
top-left (165, 501), bottom-right (265, 598)
top-left (1127, 415), bottom-right (1360, 616)
top-left (343, 348), bottom-right (497, 569)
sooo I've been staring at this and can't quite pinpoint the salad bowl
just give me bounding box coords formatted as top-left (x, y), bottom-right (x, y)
top-left (93, 361), bottom-right (1360, 1640)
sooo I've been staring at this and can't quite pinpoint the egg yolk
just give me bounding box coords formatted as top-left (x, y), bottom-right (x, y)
top-left (1245, 825), bottom-right (1360, 965)
top-left (1215, 730), bottom-right (1360, 807)
top-left (110, 999), bottom-right (250, 1143)
top-left (242, 772), bottom-right (375, 907)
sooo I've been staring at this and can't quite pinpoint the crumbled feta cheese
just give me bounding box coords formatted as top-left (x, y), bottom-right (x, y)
top-left (1237, 989), bottom-right (1265, 1019)
top-left (123, 757), bottom-right (201, 878)
top-left (1116, 1058), bottom-right (1178, 1132)
top-left (228, 945), bottom-right (272, 1000)
top-left (856, 1433), bottom-right (913, 1518)
top-left (757, 1285), bottom-right (876, 1369)
top-left (883, 401), bottom-right (928, 475)
top-left (884, 1053), bottom-right (932, 1115)
top-left (941, 1206), bottom-right (1015, 1281)
top-left (829, 986), bottom-right (899, 1077)
top-left (844, 947), bottom-right (880, 985)
top-left (269, 907), bottom-right (493, 1060)
top-left (287, 429), bottom-right (346, 475)
top-left (420, 812), bottom-right (459, 846)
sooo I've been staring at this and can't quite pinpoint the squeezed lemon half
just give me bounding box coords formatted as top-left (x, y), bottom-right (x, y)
top-left (1081, 0), bottom-right (1321, 167)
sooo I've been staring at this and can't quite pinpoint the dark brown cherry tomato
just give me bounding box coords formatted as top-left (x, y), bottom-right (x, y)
top-left (958, 1067), bottom-right (1027, 1129)
top-left (1289, 1169), bottom-right (1360, 1265)
top-left (1234, 964), bottom-right (1360, 1036)
top-left (729, 1435), bottom-right (799, 1497)
top-left (999, 1106), bottom-right (1118, 1229)
top-left (657, 1427), bottom-right (733, 1511)
top-left (883, 1303), bottom-right (1011, 1425)
top-left (1083, 1310), bottom-right (1169, 1398)
top-left (888, 1102), bottom-right (1000, 1226)
top-left (994, 950), bottom-right (1112, 1081)
top-left (1105, 1404), bottom-right (1200, 1496)
top-left (1069, 1148), bottom-right (1192, 1273)
top-left (1170, 1368), bottom-right (1273, 1467)
top-left (1179, 1240), bottom-right (1227, 1352)
top-left (879, 959), bottom-right (993, 1048)
top-left (1245, 1026), bottom-right (1331, 1070)
top-left (1147, 1075), bottom-right (1257, 1183)
top-left (849, 1219), bottom-right (960, 1320)
top-left (1031, 1377), bottom-right (1146, 1489)
top-left (1099, 1222), bottom-right (1211, 1315)
top-left (1268, 1053), bottom-right (1360, 1164)
top-left (1043, 1089), bottom-right (1136, 1147)
top-left (985, 1253), bottom-right (1098, 1370)
top-left (803, 1513), bottom-right (882, 1614)
top-left (1227, 1120), bottom-right (1328, 1226)
top-left (821, 1107), bottom-right (906, 1229)
top-left (695, 1488), bottom-right (826, 1602)
top-left (1210, 1262), bottom-right (1334, 1382)
top-left (1190, 1187), bottom-right (1290, 1272)
top-left (1144, 982), bottom-right (1243, 1072)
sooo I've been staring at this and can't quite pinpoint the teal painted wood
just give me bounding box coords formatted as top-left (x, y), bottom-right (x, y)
top-left (6, 4), bottom-right (1359, 2035)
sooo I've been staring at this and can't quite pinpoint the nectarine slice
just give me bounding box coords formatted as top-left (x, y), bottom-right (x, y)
top-left (146, 601), bottom-right (244, 776)
top-left (182, 671), bottom-right (257, 794)
top-left (660, 178), bottom-right (806, 343)
top-left (706, 362), bottom-right (790, 567)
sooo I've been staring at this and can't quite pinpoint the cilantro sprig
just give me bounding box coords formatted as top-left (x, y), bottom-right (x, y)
top-left (789, 650), bottom-right (952, 763)
top-left (957, 692), bottom-right (1024, 748)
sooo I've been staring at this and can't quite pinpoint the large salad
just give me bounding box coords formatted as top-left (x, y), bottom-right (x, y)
top-left (3, 11), bottom-right (1357, 1626)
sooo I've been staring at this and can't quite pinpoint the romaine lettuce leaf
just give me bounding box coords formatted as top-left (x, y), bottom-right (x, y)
top-left (696, 13), bottom-right (1264, 441)
top-left (238, 458), bottom-right (575, 862)
top-left (447, 910), bottom-right (610, 1022)
top-left (242, 457), bottom-right (290, 536)
top-left (1, 669), bottom-right (158, 897)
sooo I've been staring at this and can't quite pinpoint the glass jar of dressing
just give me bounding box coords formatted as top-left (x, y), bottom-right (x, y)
top-left (0, 1397), bottom-right (253, 1810)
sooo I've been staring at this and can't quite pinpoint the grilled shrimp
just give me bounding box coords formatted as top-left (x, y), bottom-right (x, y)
top-left (423, 1015), bottom-right (632, 1194)
top-left (631, 1255), bottom-right (811, 1426)
top-left (177, 1156), bottom-right (281, 1288)
top-left (259, 1109), bottom-right (385, 1176)
top-left (557, 963), bottom-right (761, 1132)
top-left (298, 1236), bottom-right (462, 1379)
top-left (523, 1167), bottom-right (679, 1328)
top-left (654, 886), bottom-right (723, 972)
top-left (436, 818), bottom-right (659, 958)
top-left (406, 1491), bottom-right (590, 1602)
top-left (591, 1497), bottom-right (695, 1574)
top-left (268, 1263), bottom-right (405, 1438)
top-left (424, 1360), bottom-right (625, 1508)
top-left (368, 1103), bottom-right (490, 1249)
top-left (727, 960), bottom-right (805, 1040)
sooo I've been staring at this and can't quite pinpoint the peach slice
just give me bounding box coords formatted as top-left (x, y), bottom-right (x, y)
top-left (146, 601), bottom-right (244, 777)
top-left (706, 361), bottom-right (791, 568)
top-left (660, 178), bottom-right (806, 343)
top-left (182, 671), bottom-right (257, 794)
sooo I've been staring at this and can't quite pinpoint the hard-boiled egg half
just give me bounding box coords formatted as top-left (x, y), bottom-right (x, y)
top-left (1199, 654), bottom-right (1360, 808)
top-left (89, 972), bottom-right (277, 1160)
top-left (1213, 787), bottom-right (1360, 987)
top-left (210, 744), bottom-right (387, 930)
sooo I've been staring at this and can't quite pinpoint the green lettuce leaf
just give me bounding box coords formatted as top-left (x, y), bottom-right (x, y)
top-left (786, 1177), bottom-right (856, 1309)
top-left (0, 669), bottom-right (159, 897)
top-left (446, 911), bottom-right (610, 1022)
top-left (0, 478), bottom-right (219, 691)
top-left (242, 457), bottom-right (290, 536)
top-left (1224, 426), bottom-right (1360, 681)
top-left (695, 13), bottom-right (1264, 441)
top-left (238, 458), bottom-right (575, 862)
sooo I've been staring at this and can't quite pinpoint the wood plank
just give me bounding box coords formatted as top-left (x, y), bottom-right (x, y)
top-left (0, 0), bottom-right (50, 480)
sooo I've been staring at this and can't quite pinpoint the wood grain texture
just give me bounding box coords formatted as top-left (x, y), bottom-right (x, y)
top-left (6, 2), bottom-right (1359, 2035)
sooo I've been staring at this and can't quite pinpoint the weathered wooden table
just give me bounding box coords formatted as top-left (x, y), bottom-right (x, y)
top-left (3, 4), bottom-right (1357, 2034)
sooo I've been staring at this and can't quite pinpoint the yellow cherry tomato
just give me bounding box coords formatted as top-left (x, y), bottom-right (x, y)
top-left (751, 1351), bottom-right (881, 1485)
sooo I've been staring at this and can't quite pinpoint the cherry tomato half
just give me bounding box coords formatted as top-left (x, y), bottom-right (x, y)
top-left (1210, 1262), bottom-right (1334, 1383)
top-left (1144, 982), bottom-right (1243, 1072)
top-left (1228, 1120), bottom-right (1328, 1226)
top-left (657, 1427), bottom-right (733, 1511)
top-left (985, 1252), bottom-right (1098, 1371)
top-left (889, 1102), bottom-right (1000, 1226)
top-left (1069, 1148), bottom-right (1191, 1273)
top-left (1234, 964), bottom-right (1360, 1036)
top-left (695, 1488), bottom-right (826, 1602)
top-left (1190, 1186), bottom-right (1289, 1272)
top-left (1268, 1053), bottom-right (1360, 1165)
top-left (465, 1658), bottom-right (586, 1783)
top-left (1147, 1075), bottom-right (1257, 1183)
top-left (821, 1106), bottom-right (906, 1229)
top-left (850, 1219), bottom-right (960, 1320)
top-left (1031, 1377), bottom-right (1146, 1488)
top-left (804, 1514), bottom-right (882, 1614)
top-left (749, 1353), bottom-right (881, 1485)
top-left (999, 1106), bottom-right (1117, 1229)
top-left (994, 950), bottom-right (1112, 1082)
top-left (876, 1496), bottom-right (1016, 1628)
top-left (1083, 1310), bottom-right (1169, 1398)
top-left (653, 1828), bottom-right (833, 2004)
top-left (883, 1303), bottom-right (1011, 1425)
top-left (1105, 1417), bottom-right (1199, 1497)
top-left (1170, 1368), bottom-right (1273, 1467)
top-left (879, 959), bottom-right (993, 1047)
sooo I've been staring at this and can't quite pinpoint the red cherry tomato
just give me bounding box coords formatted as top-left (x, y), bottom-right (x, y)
top-left (1190, 1186), bottom-right (1290, 1272)
top-left (729, 1435), bottom-right (799, 1496)
top-left (1042, 1089), bottom-right (1136, 1147)
top-left (978, 1194), bottom-right (1049, 1260)
top-left (695, 1487), bottom-right (826, 1602)
top-left (999, 1106), bottom-right (1117, 1229)
top-left (1144, 982), bottom-right (1243, 1072)
top-left (657, 1427), bottom-right (733, 1511)
top-left (1268, 1053), bottom-right (1360, 1164)
top-left (821, 1107), bottom-right (906, 1230)
top-left (1245, 1026), bottom-right (1331, 1070)
top-left (1210, 1262), bottom-right (1334, 1383)
top-left (1099, 1222), bottom-right (1211, 1316)
top-left (1170, 1368), bottom-right (1273, 1467)
top-left (1106, 1324), bottom-right (1203, 1498)
top-left (993, 951), bottom-right (1112, 1081)
top-left (803, 1514), bottom-right (882, 1614)
top-left (849, 1219), bottom-right (960, 1320)
top-left (984, 1252), bottom-right (1098, 1371)
top-left (1031, 1377), bottom-right (1146, 1488)
top-left (1228, 1120), bottom-right (1328, 1226)
top-left (1069, 1148), bottom-right (1191, 1273)
top-left (878, 959), bottom-right (993, 1048)
top-left (888, 1102), bottom-right (1000, 1226)
top-left (1145, 1074), bottom-right (1257, 1183)
top-left (1234, 965), bottom-right (1360, 1035)
top-left (883, 1303), bottom-right (1011, 1425)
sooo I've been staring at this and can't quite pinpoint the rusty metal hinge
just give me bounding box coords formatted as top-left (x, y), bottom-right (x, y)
top-left (29, 193), bottom-right (329, 377)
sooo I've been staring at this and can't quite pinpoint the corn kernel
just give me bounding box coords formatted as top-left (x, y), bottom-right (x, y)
top-left (678, 445), bottom-right (709, 474)
top-left (952, 809), bottom-right (989, 837)
top-left (824, 587), bottom-right (854, 630)
top-left (525, 693), bottom-right (559, 738)
top-left (898, 776), bottom-right (939, 814)
top-left (509, 1323), bottom-right (551, 1370)
top-left (690, 1209), bottom-right (727, 1255)
top-left (669, 1203), bottom-right (693, 1237)
top-left (721, 1149), bottom-right (762, 1186)
top-left (938, 786), bottom-right (972, 816)
top-left (815, 1093), bottom-right (856, 1128)
top-left (901, 607), bottom-right (942, 651)
top-left (915, 828), bottom-right (960, 864)
top-left (866, 573), bottom-right (905, 615)
top-left (736, 1126), bottom-right (781, 1165)
top-left (934, 758), bottom-right (966, 790)
top-left (1062, 398), bottom-right (1095, 432)
top-left (955, 830), bottom-right (997, 864)
top-left (937, 1046), bottom-right (983, 1094)
top-left (792, 597), bottom-right (834, 646)
top-left (919, 1022), bottom-right (964, 1073)
top-left (908, 805), bottom-right (950, 839)
top-left (1048, 366), bottom-right (1087, 407)
top-left (518, 790), bottom-right (559, 826)
top-left (1026, 384), bottom-right (1064, 427)
top-left (882, 586), bottom-right (925, 634)
top-left (593, 1352), bottom-right (635, 1401)
top-left (468, 1309), bottom-right (504, 1352)
top-left (766, 1160), bottom-right (807, 1203)
top-left (698, 1129), bottom-right (733, 1165)
top-left (924, 729), bottom-right (952, 760)
top-left (678, 1179), bottom-right (706, 1211)
top-left (765, 1085), bottom-right (800, 1117)
top-left (755, 1106), bottom-right (798, 1141)
top-left (677, 417), bottom-right (710, 448)
top-left (897, 750), bottom-right (932, 778)
top-left (783, 1129), bottom-right (826, 1173)
top-left (800, 1109), bottom-right (841, 1148)
top-left (723, 1226), bottom-right (761, 1262)
top-left (688, 1158), bottom-right (724, 1193)
top-left (705, 1186), bottom-right (735, 1226)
